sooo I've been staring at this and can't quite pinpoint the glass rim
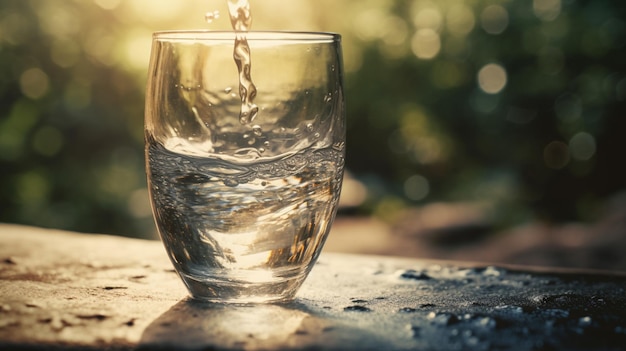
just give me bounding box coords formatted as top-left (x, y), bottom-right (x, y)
top-left (152, 30), bottom-right (341, 42)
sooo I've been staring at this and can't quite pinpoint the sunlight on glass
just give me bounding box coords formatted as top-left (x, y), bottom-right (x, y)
top-left (480, 5), bottom-right (509, 35)
top-left (20, 68), bottom-right (50, 100)
top-left (533, 0), bottom-right (562, 22)
top-left (404, 174), bottom-right (430, 201)
top-left (544, 140), bottom-right (570, 169)
top-left (411, 28), bottom-right (441, 59)
top-left (446, 4), bottom-right (475, 37)
top-left (477, 63), bottom-right (507, 94)
top-left (569, 132), bottom-right (596, 161)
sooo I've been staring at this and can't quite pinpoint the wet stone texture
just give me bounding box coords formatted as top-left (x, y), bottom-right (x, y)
top-left (1, 224), bottom-right (626, 350)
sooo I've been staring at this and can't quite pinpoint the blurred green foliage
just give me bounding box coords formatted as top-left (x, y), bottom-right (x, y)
top-left (1, 0), bottom-right (625, 238)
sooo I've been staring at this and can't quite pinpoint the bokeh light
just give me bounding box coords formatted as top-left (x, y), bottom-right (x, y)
top-left (1, 0), bottom-right (625, 242)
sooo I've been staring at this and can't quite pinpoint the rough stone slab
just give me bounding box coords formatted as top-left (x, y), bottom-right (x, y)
top-left (1, 224), bottom-right (626, 350)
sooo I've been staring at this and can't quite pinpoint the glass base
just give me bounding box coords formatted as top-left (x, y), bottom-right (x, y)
top-left (179, 271), bottom-right (308, 304)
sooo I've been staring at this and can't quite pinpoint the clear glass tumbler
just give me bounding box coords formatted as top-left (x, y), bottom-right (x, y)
top-left (145, 31), bottom-right (345, 303)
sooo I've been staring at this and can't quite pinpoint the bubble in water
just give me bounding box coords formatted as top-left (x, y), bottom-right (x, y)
top-left (324, 93), bottom-right (333, 103)
top-left (398, 307), bottom-right (417, 313)
top-left (223, 178), bottom-right (239, 187)
top-left (205, 10), bottom-right (220, 23)
top-left (258, 147), bottom-right (265, 153)
top-left (252, 125), bottom-right (262, 136)
top-left (263, 141), bottom-right (270, 147)
top-left (224, 87), bottom-right (233, 94)
top-left (306, 123), bottom-right (314, 132)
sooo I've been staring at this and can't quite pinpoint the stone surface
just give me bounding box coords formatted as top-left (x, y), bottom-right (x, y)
top-left (1, 223), bottom-right (626, 350)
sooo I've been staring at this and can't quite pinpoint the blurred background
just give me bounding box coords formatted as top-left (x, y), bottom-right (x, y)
top-left (1, 0), bottom-right (625, 271)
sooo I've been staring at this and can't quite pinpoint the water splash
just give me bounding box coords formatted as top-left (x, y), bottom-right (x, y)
top-left (226, 0), bottom-right (258, 124)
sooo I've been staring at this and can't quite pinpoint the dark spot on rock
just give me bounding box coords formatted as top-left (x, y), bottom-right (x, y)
top-left (322, 326), bottom-right (336, 332)
top-left (350, 299), bottom-right (367, 303)
top-left (3, 257), bottom-right (17, 265)
top-left (76, 313), bottom-right (108, 321)
top-left (400, 269), bottom-right (432, 281)
top-left (344, 305), bottom-right (371, 312)
top-left (294, 329), bottom-right (308, 335)
top-left (103, 286), bottom-right (128, 290)
top-left (123, 318), bottom-right (136, 326)
top-left (420, 303), bottom-right (436, 308)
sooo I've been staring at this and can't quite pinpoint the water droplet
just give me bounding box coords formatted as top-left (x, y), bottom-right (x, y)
top-left (344, 305), bottom-right (371, 312)
top-left (407, 325), bottom-right (421, 338)
top-left (263, 141), bottom-right (270, 147)
top-left (314, 132), bottom-right (320, 138)
top-left (252, 125), bottom-right (262, 136)
top-left (306, 123), bottom-right (314, 132)
top-left (224, 86), bottom-right (233, 94)
top-left (258, 147), bottom-right (265, 153)
top-left (578, 316), bottom-right (592, 326)
top-left (324, 93), bottom-right (333, 103)
top-left (331, 64), bottom-right (336, 72)
top-left (243, 133), bottom-right (250, 139)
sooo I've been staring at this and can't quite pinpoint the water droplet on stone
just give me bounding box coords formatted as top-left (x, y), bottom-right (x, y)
top-left (578, 316), bottom-right (592, 326)
top-left (494, 305), bottom-right (524, 314)
top-left (428, 312), bottom-right (460, 326)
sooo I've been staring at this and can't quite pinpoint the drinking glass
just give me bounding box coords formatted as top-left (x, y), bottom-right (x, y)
top-left (145, 31), bottom-right (345, 303)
